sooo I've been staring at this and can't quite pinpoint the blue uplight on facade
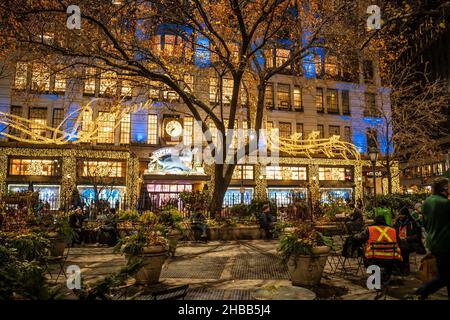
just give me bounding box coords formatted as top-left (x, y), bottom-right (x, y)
top-left (131, 110), bottom-right (148, 143)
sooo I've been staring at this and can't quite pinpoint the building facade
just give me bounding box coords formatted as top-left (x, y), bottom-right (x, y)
top-left (0, 42), bottom-right (399, 210)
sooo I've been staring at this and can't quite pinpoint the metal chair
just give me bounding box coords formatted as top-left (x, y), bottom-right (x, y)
top-left (44, 244), bottom-right (71, 284)
top-left (365, 242), bottom-right (403, 300)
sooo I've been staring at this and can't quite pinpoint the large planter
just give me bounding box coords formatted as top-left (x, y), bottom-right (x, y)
top-left (208, 227), bottom-right (220, 241)
top-left (168, 230), bottom-right (181, 257)
top-left (287, 246), bottom-right (331, 286)
top-left (48, 233), bottom-right (68, 257)
top-left (238, 226), bottom-right (262, 240)
top-left (134, 246), bottom-right (168, 285)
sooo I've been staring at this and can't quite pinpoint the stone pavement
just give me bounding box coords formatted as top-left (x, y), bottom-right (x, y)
top-left (49, 240), bottom-right (448, 300)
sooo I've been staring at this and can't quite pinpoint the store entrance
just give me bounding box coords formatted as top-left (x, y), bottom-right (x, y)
top-left (141, 183), bottom-right (193, 212)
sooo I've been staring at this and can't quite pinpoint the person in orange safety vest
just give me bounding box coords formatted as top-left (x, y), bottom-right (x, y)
top-left (353, 215), bottom-right (403, 265)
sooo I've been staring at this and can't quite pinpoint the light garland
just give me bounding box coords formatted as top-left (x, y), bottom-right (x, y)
top-left (269, 131), bottom-right (361, 161)
top-left (0, 98), bottom-right (158, 145)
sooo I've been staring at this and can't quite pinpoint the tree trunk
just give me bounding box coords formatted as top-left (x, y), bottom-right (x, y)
top-left (208, 163), bottom-right (236, 218)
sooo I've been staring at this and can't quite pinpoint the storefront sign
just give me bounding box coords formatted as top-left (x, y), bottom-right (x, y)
top-left (146, 147), bottom-right (205, 176)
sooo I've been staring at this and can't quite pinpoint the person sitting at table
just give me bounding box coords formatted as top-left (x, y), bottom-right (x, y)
top-left (69, 207), bottom-right (84, 246)
top-left (190, 207), bottom-right (208, 241)
top-left (95, 208), bottom-right (118, 246)
top-left (345, 203), bottom-right (364, 233)
top-left (259, 204), bottom-right (276, 239)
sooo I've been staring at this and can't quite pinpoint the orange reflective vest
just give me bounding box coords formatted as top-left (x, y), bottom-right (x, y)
top-left (364, 226), bottom-right (403, 261)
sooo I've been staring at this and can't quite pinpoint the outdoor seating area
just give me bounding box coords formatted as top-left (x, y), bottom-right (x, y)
top-left (0, 188), bottom-right (447, 301)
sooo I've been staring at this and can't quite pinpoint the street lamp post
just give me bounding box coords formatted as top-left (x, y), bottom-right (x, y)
top-left (368, 147), bottom-right (379, 207)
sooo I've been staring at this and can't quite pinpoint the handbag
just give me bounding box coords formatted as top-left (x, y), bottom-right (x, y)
top-left (418, 253), bottom-right (438, 282)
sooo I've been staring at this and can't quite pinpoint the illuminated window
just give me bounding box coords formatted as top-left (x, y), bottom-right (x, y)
top-left (209, 76), bottom-right (233, 104)
top-left (80, 109), bottom-right (93, 133)
top-left (9, 159), bottom-right (61, 176)
top-left (97, 112), bottom-right (115, 143)
top-left (232, 165), bottom-right (254, 180)
top-left (54, 67), bottom-right (66, 92)
top-left (100, 71), bottom-right (117, 96)
top-left (325, 54), bottom-right (339, 77)
top-left (265, 83), bottom-right (274, 109)
top-left (266, 166), bottom-right (307, 180)
top-left (148, 114), bottom-right (158, 144)
top-left (365, 93), bottom-right (378, 117)
top-left (151, 35), bottom-right (162, 54)
top-left (315, 55), bottom-right (323, 77)
top-left (265, 49), bottom-right (274, 68)
top-left (342, 90), bottom-right (350, 114)
top-left (316, 88), bottom-right (324, 112)
top-left (277, 84), bottom-right (290, 110)
top-left (317, 124), bottom-right (324, 138)
top-left (84, 67), bottom-right (97, 94)
top-left (164, 34), bottom-right (176, 56)
top-left (329, 125), bottom-right (340, 137)
top-left (293, 86), bottom-right (302, 111)
top-left (120, 113), bottom-right (131, 144)
top-left (14, 63), bottom-right (28, 90)
top-left (222, 78), bottom-right (233, 103)
top-left (344, 126), bottom-right (352, 142)
top-left (319, 167), bottom-right (353, 181)
top-left (121, 78), bottom-right (133, 97)
top-left (9, 106), bottom-right (22, 137)
top-left (52, 108), bottom-right (64, 137)
top-left (326, 89), bottom-right (339, 113)
top-left (148, 80), bottom-right (160, 100)
top-left (31, 63), bottom-right (50, 91)
top-left (29, 107), bottom-right (48, 137)
top-left (183, 116), bottom-right (193, 146)
top-left (279, 122), bottom-right (292, 139)
top-left (276, 49), bottom-right (290, 68)
top-left (81, 161), bottom-right (125, 178)
top-left (209, 76), bottom-right (218, 103)
top-left (162, 84), bottom-right (179, 102)
top-left (183, 74), bottom-right (194, 93)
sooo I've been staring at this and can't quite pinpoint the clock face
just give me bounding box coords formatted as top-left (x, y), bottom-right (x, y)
top-left (165, 120), bottom-right (183, 138)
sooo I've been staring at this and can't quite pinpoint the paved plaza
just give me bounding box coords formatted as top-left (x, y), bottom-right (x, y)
top-left (51, 240), bottom-right (448, 300)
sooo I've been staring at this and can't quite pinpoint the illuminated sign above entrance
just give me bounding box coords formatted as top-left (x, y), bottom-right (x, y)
top-left (145, 147), bottom-right (206, 176)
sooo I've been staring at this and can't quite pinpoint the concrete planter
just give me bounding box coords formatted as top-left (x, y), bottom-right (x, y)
top-left (47, 233), bottom-right (68, 257)
top-left (134, 246), bottom-right (168, 285)
top-left (287, 246), bottom-right (331, 286)
top-left (238, 226), bottom-right (262, 240)
top-left (208, 227), bottom-right (220, 241)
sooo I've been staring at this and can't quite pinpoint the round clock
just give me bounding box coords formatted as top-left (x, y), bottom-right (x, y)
top-left (165, 120), bottom-right (183, 138)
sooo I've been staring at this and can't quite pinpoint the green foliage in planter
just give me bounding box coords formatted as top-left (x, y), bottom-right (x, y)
top-left (248, 199), bottom-right (277, 220)
top-left (278, 224), bottom-right (333, 262)
top-left (118, 210), bottom-right (140, 221)
top-left (0, 245), bottom-right (63, 300)
top-left (157, 205), bottom-right (184, 235)
top-left (114, 228), bottom-right (167, 263)
top-left (272, 221), bottom-right (294, 238)
top-left (1, 231), bottom-right (50, 261)
top-left (180, 191), bottom-right (210, 212)
top-left (230, 204), bottom-right (250, 218)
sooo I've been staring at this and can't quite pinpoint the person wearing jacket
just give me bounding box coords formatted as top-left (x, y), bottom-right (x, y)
top-left (393, 206), bottom-right (425, 275)
top-left (351, 215), bottom-right (403, 274)
top-left (413, 177), bottom-right (450, 300)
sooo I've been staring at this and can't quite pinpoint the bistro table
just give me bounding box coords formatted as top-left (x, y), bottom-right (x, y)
top-left (253, 285), bottom-right (316, 300)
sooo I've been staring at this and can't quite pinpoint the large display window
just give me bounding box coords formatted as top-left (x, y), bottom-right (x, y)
top-left (8, 184), bottom-right (61, 210)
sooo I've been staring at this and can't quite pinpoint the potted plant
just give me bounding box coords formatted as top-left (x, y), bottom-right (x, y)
top-left (278, 224), bottom-right (333, 286)
top-left (157, 205), bottom-right (184, 257)
top-left (43, 213), bottom-right (76, 257)
top-left (115, 212), bottom-right (168, 285)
